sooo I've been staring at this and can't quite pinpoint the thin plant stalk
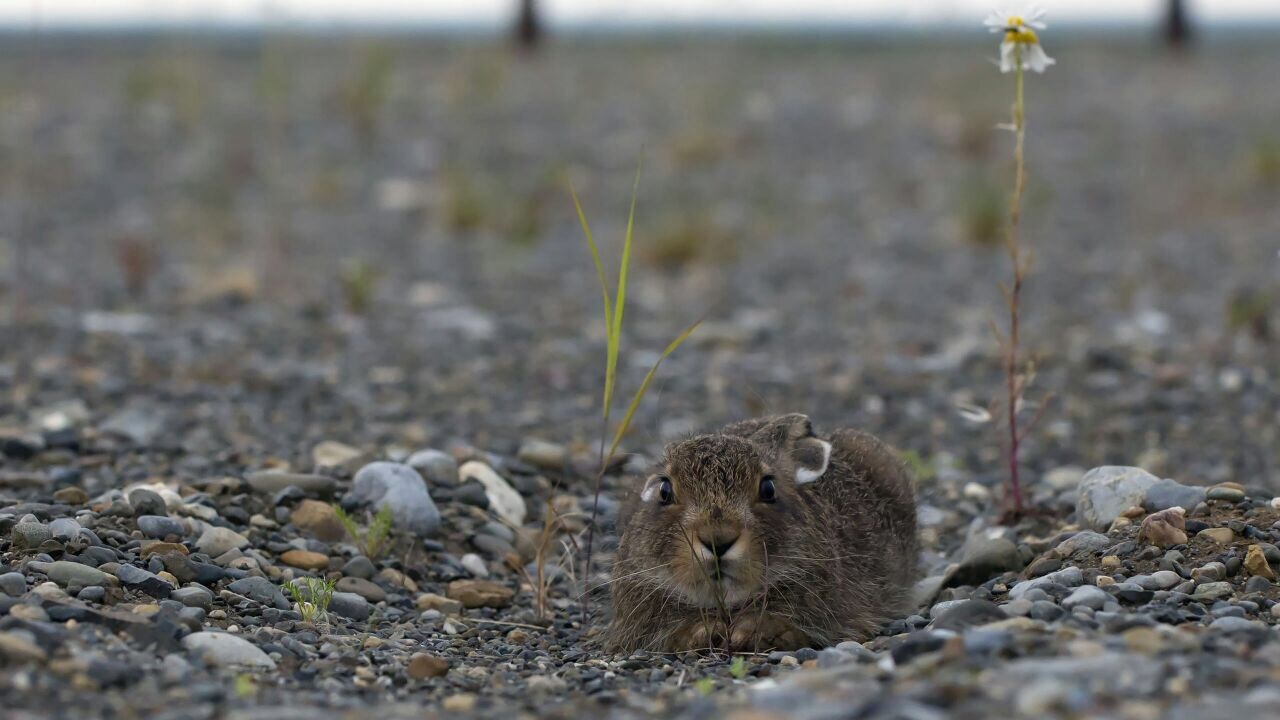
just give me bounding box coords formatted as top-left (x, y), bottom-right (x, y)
top-left (1003, 47), bottom-right (1028, 515)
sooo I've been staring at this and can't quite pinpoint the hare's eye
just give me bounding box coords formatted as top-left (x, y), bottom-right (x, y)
top-left (758, 475), bottom-right (777, 503)
top-left (658, 477), bottom-right (674, 505)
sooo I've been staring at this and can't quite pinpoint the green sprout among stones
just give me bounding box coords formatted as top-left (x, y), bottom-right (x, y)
top-left (332, 504), bottom-right (395, 559)
top-left (284, 575), bottom-right (338, 624)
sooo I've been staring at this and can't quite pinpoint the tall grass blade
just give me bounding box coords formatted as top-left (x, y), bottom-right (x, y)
top-left (607, 318), bottom-right (701, 459)
top-left (570, 183), bottom-right (617, 419)
top-left (607, 163), bottom-right (643, 423)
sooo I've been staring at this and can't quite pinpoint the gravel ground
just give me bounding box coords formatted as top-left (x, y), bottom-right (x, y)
top-left (0, 34), bottom-right (1278, 718)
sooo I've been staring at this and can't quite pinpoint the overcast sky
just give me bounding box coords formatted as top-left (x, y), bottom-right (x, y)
top-left (0, 0), bottom-right (1274, 29)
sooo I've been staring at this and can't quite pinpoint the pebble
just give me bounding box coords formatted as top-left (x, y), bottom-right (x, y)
top-left (1143, 479), bottom-right (1206, 512)
top-left (447, 579), bottom-right (515, 608)
top-left (279, 549), bottom-right (330, 571)
top-left (1076, 466), bottom-right (1159, 531)
top-left (137, 516), bottom-right (187, 540)
top-left (0, 572), bottom-right (26, 596)
top-left (128, 488), bottom-right (168, 517)
top-left (245, 471), bottom-right (337, 497)
top-left (1055, 531), bottom-right (1112, 555)
top-left (406, 652), bottom-right (450, 680)
top-left (27, 560), bottom-right (114, 588)
top-left (1197, 527), bottom-right (1234, 545)
top-left (349, 462), bottom-right (441, 535)
top-left (1009, 567), bottom-right (1084, 600)
top-left (1245, 544), bottom-right (1276, 580)
top-left (182, 632), bottom-right (276, 669)
top-left (1206, 485), bottom-right (1246, 503)
top-left (516, 439), bottom-right (568, 470)
top-left (116, 564), bottom-right (174, 598)
top-left (332, 576), bottom-right (382, 603)
top-left (460, 553), bottom-right (489, 578)
top-left (406, 449), bottom-right (459, 485)
top-left (290, 500), bottom-right (347, 542)
top-left (11, 522), bottom-right (53, 549)
top-left (1062, 585), bottom-right (1109, 611)
top-left (195, 526), bottom-right (250, 557)
top-left (328, 591), bottom-right (371, 620)
top-left (1191, 582), bottom-right (1234, 602)
top-left (227, 576), bottom-right (289, 609)
top-left (172, 586), bottom-right (214, 610)
top-left (458, 461), bottom-right (526, 527)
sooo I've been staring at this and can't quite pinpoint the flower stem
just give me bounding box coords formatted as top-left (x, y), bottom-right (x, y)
top-left (1005, 50), bottom-right (1027, 515)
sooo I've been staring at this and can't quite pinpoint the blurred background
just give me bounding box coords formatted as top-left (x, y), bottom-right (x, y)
top-left (0, 1), bottom-right (1277, 500)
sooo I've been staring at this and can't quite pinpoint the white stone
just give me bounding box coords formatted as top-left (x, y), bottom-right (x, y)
top-left (459, 461), bottom-right (526, 527)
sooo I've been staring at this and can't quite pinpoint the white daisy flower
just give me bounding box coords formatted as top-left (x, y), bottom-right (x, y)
top-left (986, 5), bottom-right (1055, 73)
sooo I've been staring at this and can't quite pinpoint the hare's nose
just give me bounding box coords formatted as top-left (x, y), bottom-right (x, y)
top-left (699, 529), bottom-right (740, 558)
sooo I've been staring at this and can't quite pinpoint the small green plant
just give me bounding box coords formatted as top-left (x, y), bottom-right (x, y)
top-left (728, 656), bottom-right (748, 680)
top-left (340, 259), bottom-right (380, 315)
top-left (332, 504), bottom-right (395, 559)
top-left (573, 163), bottom-right (702, 615)
top-left (233, 673), bottom-right (257, 698)
top-left (694, 677), bottom-right (715, 696)
top-left (283, 575), bottom-right (338, 624)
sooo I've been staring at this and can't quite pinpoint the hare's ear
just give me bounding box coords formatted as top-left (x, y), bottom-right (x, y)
top-left (752, 414), bottom-right (831, 485)
top-left (792, 436), bottom-right (832, 485)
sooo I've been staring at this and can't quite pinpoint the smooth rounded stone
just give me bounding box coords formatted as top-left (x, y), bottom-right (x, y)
top-left (336, 576), bottom-right (385, 602)
top-left (1211, 604), bottom-right (1247, 619)
top-left (1028, 600), bottom-right (1065, 621)
top-left (457, 462), bottom-right (526, 527)
top-left (77, 585), bottom-right (106, 603)
top-left (182, 631), bottom-right (276, 669)
top-left (1143, 479), bottom-right (1207, 512)
top-left (48, 518), bottom-right (82, 542)
top-left (349, 462), bottom-right (441, 536)
top-left (341, 556), bottom-right (375, 580)
top-left (1055, 531), bottom-right (1113, 556)
top-left (1109, 582), bottom-right (1154, 604)
top-left (1209, 616), bottom-right (1265, 633)
top-left (227, 576), bottom-right (289, 609)
top-left (470, 533), bottom-right (514, 558)
top-left (516, 439), bottom-right (568, 471)
top-left (406, 652), bottom-right (451, 680)
top-left (1197, 527), bottom-right (1235, 545)
top-left (1245, 576), bottom-right (1273, 594)
top-left (0, 572), bottom-right (26, 596)
top-left (1192, 562), bottom-right (1226, 582)
top-left (195, 526), bottom-right (249, 557)
top-left (1192, 582), bottom-right (1235, 602)
top-left (128, 489), bottom-right (168, 517)
top-left (1062, 585), bottom-right (1109, 610)
top-left (11, 522), bottom-right (53, 549)
top-left (137, 516), bottom-right (187, 540)
top-left (1025, 557), bottom-right (1062, 578)
top-left (51, 487), bottom-right (89, 505)
top-left (0, 631), bottom-right (48, 664)
top-left (814, 647), bottom-right (858, 668)
top-left (26, 560), bottom-right (114, 588)
top-left (931, 599), bottom-right (1008, 631)
top-left (1206, 485), bottom-right (1246, 503)
top-left (246, 471), bottom-right (336, 497)
top-left (1137, 571), bottom-right (1182, 591)
top-left (947, 535), bottom-right (1023, 586)
top-left (1009, 566), bottom-right (1084, 600)
top-left (452, 483), bottom-right (489, 509)
top-left (328, 591), bottom-right (371, 620)
top-left (279, 550), bottom-right (330, 571)
top-left (446, 579), bottom-right (515, 608)
top-left (1077, 466), bottom-right (1159, 532)
top-left (406, 449), bottom-right (459, 486)
top-left (116, 564), bottom-right (174, 598)
top-left (460, 553), bottom-right (489, 579)
top-left (1002, 598), bottom-right (1034, 617)
top-left (289, 499), bottom-right (346, 543)
top-left (172, 586), bottom-right (214, 610)
top-left (311, 441), bottom-right (366, 472)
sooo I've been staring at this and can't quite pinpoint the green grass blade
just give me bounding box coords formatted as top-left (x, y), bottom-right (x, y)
top-left (609, 162), bottom-right (643, 406)
top-left (570, 182), bottom-right (617, 417)
top-left (607, 318), bottom-right (701, 460)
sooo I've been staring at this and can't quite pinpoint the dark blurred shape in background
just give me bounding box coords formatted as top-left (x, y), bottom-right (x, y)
top-left (514, 0), bottom-right (543, 50)
top-left (1164, 0), bottom-right (1193, 49)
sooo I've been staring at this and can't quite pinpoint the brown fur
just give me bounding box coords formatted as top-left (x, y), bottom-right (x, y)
top-left (607, 414), bottom-right (918, 653)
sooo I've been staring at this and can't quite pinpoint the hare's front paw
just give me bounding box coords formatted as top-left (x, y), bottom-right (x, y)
top-left (668, 617), bottom-right (729, 652)
top-left (729, 613), bottom-right (807, 652)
